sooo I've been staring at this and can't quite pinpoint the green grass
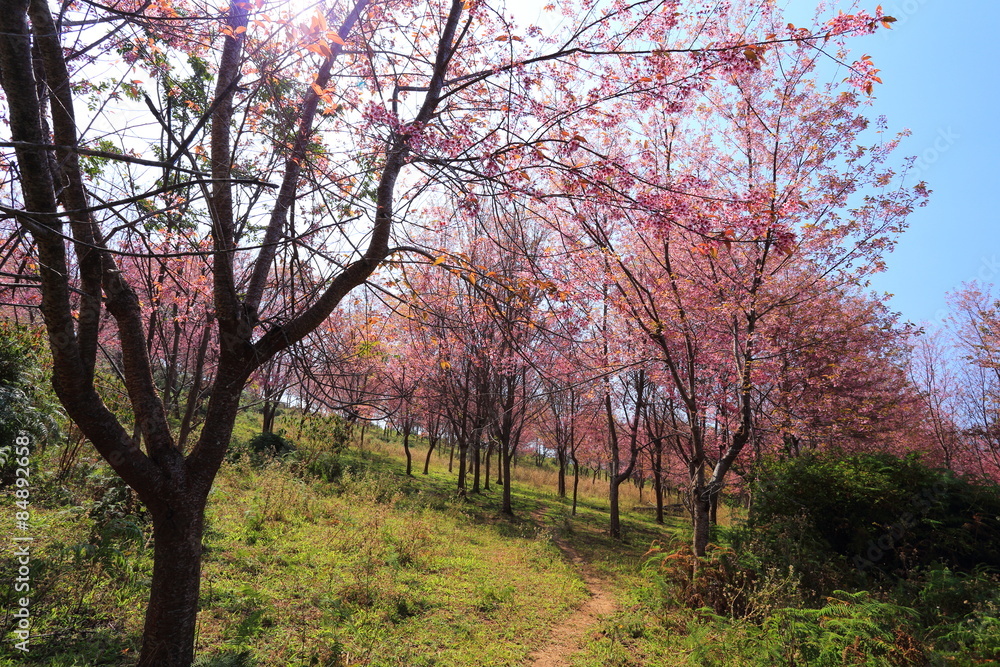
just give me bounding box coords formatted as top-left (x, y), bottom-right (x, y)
top-left (195, 458), bottom-right (592, 666)
top-left (8, 413), bottom-right (996, 666)
top-left (0, 414), bottom-right (687, 666)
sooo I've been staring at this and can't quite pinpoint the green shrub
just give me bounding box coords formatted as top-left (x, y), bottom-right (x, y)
top-left (643, 539), bottom-right (802, 622)
top-left (733, 452), bottom-right (1000, 594)
top-left (247, 432), bottom-right (296, 457)
top-left (762, 590), bottom-right (923, 666)
top-left (931, 605), bottom-right (1000, 663)
top-left (899, 565), bottom-right (1000, 663)
top-left (296, 413), bottom-right (351, 455)
top-left (305, 451), bottom-right (343, 483)
top-left (226, 432), bottom-right (297, 468)
top-left (0, 323), bottom-right (61, 486)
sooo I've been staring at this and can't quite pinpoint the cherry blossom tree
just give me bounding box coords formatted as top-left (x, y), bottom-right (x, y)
top-left (0, 0), bottom-right (911, 659)
top-left (909, 328), bottom-right (965, 470)
top-left (936, 284), bottom-right (1000, 478)
top-left (537, 1), bottom-right (917, 554)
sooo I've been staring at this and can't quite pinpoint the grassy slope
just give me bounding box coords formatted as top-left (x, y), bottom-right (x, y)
top-left (6, 413), bottom-right (998, 666)
top-left (0, 415), bottom-right (692, 666)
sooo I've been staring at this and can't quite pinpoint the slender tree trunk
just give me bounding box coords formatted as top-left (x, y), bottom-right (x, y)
top-left (653, 459), bottom-right (664, 525)
top-left (571, 456), bottom-right (580, 516)
top-left (457, 439), bottom-right (467, 495)
top-left (605, 375), bottom-right (645, 541)
top-left (501, 447), bottom-right (514, 516)
top-left (483, 441), bottom-right (491, 492)
top-left (609, 476), bottom-right (623, 539)
top-left (177, 322), bottom-right (212, 452)
top-left (471, 439), bottom-right (481, 493)
top-left (422, 434), bottom-right (437, 475)
top-left (163, 314), bottom-right (181, 416)
top-left (402, 426), bottom-right (412, 476)
top-left (557, 448), bottom-right (567, 498)
top-left (262, 400), bottom-right (276, 433)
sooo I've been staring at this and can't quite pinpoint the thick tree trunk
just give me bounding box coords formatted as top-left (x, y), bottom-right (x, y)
top-left (2, 2), bottom-right (412, 666)
top-left (140, 500), bottom-right (206, 666)
top-left (692, 486), bottom-right (711, 557)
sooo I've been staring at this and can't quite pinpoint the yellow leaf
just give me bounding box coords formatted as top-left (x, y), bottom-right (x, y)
top-left (440, 360), bottom-right (451, 370)
top-left (432, 256), bottom-right (446, 266)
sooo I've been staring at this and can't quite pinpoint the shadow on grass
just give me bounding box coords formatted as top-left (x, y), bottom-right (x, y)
top-left (337, 442), bottom-right (692, 578)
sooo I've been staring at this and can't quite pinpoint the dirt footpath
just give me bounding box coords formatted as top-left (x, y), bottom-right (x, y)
top-left (526, 515), bottom-right (618, 667)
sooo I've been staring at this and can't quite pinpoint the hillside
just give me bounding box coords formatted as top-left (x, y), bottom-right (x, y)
top-left (1, 420), bottom-right (680, 666)
top-left (4, 414), bottom-right (1000, 665)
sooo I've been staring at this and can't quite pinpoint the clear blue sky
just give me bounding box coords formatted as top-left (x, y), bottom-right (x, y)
top-left (790, 0), bottom-right (1000, 327)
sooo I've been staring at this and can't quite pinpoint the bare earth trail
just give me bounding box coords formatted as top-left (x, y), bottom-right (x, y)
top-left (526, 508), bottom-right (619, 667)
